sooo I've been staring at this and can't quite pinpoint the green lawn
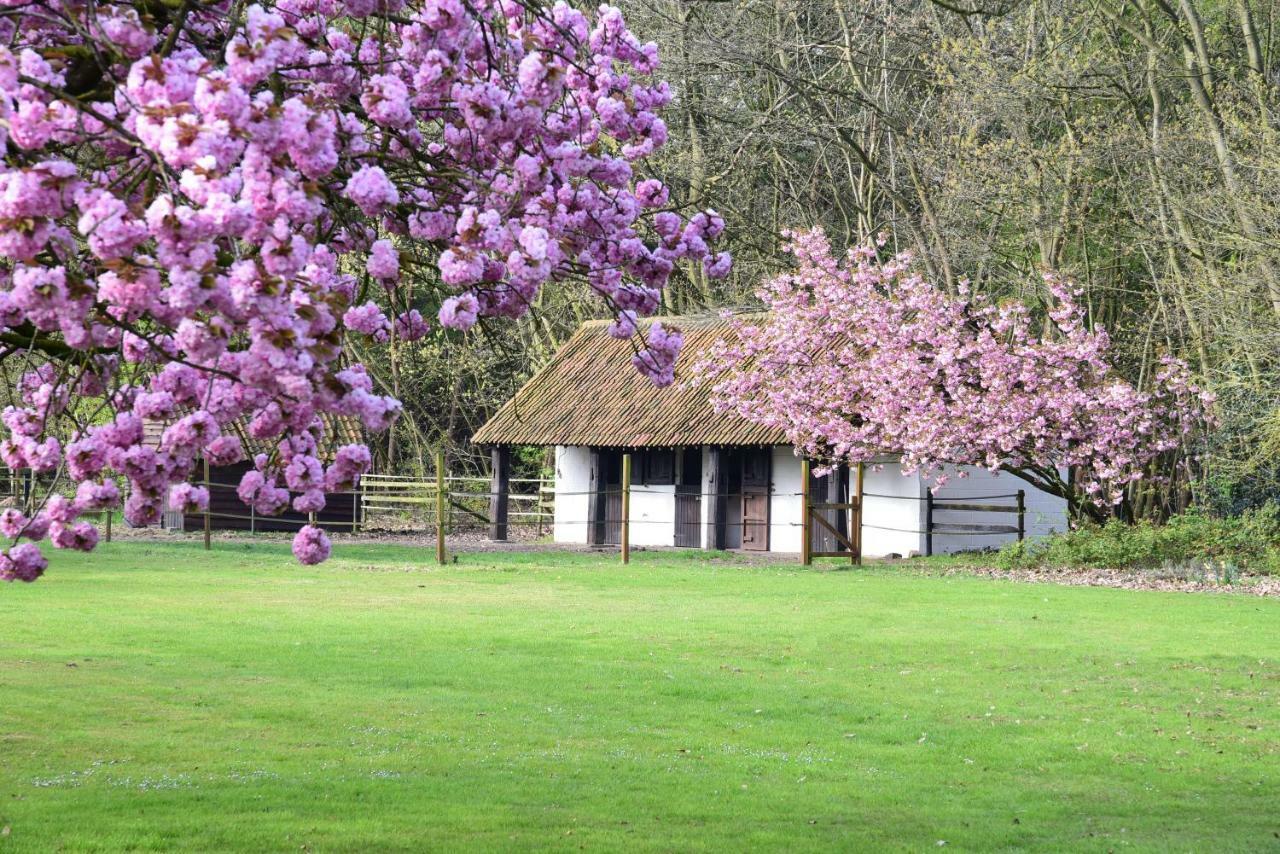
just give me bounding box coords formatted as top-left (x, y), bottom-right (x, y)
top-left (1, 541), bottom-right (1277, 852)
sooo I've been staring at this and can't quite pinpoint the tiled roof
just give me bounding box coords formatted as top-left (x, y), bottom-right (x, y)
top-left (471, 315), bottom-right (788, 448)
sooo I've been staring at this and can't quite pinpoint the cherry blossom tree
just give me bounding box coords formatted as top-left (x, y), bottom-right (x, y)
top-left (0, 0), bottom-right (728, 581)
top-left (695, 230), bottom-right (1212, 522)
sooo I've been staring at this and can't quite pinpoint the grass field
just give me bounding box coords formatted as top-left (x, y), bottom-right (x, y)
top-left (1, 541), bottom-right (1278, 851)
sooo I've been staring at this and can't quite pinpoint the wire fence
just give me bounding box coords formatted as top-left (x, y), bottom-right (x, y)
top-left (0, 461), bottom-right (1035, 563)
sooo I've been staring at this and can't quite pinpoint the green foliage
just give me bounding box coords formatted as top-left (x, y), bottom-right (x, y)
top-left (998, 505), bottom-right (1280, 575)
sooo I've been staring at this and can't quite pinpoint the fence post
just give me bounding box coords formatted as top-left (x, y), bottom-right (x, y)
top-left (853, 461), bottom-right (864, 566)
top-left (535, 481), bottom-right (545, 538)
top-left (924, 490), bottom-right (934, 557)
top-left (620, 452), bottom-right (631, 564)
top-left (435, 450), bottom-right (446, 565)
top-left (800, 458), bottom-right (811, 566)
top-left (1016, 489), bottom-right (1026, 542)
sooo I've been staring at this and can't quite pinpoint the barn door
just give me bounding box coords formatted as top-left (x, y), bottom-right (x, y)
top-left (674, 448), bottom-right (702, 548)
top-left (740, 449), bottom-right (771, 551)
top-left (593, 450), bottom-right (622, 545)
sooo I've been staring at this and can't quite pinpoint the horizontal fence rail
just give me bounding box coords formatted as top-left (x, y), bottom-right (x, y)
top-left (0, 460), bottom-right (1034, 566)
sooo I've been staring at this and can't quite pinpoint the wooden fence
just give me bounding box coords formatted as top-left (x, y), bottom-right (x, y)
top-left (359, 473), bottom-right (553, 534)
top-left (924, 490), bottom-right (1025, 557)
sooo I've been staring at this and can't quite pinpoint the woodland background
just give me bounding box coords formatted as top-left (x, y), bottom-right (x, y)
top-left (366, 0), bottom-right (1280, 519)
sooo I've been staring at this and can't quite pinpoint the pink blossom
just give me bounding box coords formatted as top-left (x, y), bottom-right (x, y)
top-left (343, 302), bottom-right (390, 342)
top-left (694, 230), bottom-right (1212, 516)
top-left (292, 524), bottom-right (331, 564)
top-left (366, 239), bottom-right (400, 282)
top-left (394, 310), bottom-right (430, 341)
top-left (169, 483), bottom-right (210, 513)
top-left (0, 509), bottom-right (26, 538)
top-left (293, 489), bottom-right (326, 513)
top-left (75, 480), bottom-right (120, 511)
top-left (0, 543), bottom-right (48, 582)
top-left (439, 293), bottom-right (479, 331)
top-left (344, 165), bottom-right (399, 216)
top-left (206, 435), bottom-right (245, 466)
top-left (0, 0), bottom-right (723, 577)
top-left (704, 252), bottom-right (732, 279)
top-left (632, 322), bottom-right (683, 387)
top-left (50, 520), bottom-right (98, 552)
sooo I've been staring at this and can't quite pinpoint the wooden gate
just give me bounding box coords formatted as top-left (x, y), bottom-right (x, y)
top-left (740, 448), bottom-right (771, 550)
top-left (674, 448), bottom-right (702, 547)
top-left (801, 460), bottom-right (862, 565)
top-left (808, 465), bottom-right (850, 554)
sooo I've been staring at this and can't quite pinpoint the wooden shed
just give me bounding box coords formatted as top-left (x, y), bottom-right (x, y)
top-left (472, 315), bottom-right (1070, 556)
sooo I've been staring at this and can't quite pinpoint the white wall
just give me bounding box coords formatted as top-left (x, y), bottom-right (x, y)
top-left (555, 446), bottom-right (1068, 557)
top-left (629, 481), bottom-right (676, 547)
top-left (769, 447), bottom-right (804, 553)
top-left (553, 445), bottom-right (593, 545)
top-left (860, 459), bottom-right (927, 558)
top-left (554, 446), bottom-right (678, 547)
top-left (928, 466), bottom-right (1067, 555)
top-left (699, 446), bottom-right (713, 549)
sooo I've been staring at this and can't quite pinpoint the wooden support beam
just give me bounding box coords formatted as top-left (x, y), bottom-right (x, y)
top-left (621, 452), bottom-right (632, 564)
top-left (488, 446), bottom-right (511, 541)
top-left (706, 447), bottom-right (726, 550)
top-left (853, 461), bottom-right (864, 566)
top-left (800, 458), bottom-right (811, 566)
top-left (925, 490), bottom-right (934, 557)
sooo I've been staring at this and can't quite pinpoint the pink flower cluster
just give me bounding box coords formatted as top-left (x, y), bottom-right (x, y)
top-left (292, 524), bottom-right (331, 565)
top-left (695, 229), bottom-right (1212, 512)
top-left (0, 0), bottom-right (721, 577)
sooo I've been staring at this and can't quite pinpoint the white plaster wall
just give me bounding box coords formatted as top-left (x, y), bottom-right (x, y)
top-left (769, 446), bottom-right (804, 553)
top-left (700, 446), bottom-right (714, 549)
top-left (928, 466), bottom-right (1068, 555)
top-left (553, 445), bottom-right (593, 545)
top-left (860, 459), bottom-right (927, 558)
top-left (628, 482), bottom-right (676, 547)
top-left (724, 494), bottom-right (742, 549)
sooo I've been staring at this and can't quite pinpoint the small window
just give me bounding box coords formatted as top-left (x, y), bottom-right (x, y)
top-left (640, 449), bottom-right (675, 485)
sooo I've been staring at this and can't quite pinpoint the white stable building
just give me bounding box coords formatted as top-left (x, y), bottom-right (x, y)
top-left (472, 316), bottom-right (1067, 557)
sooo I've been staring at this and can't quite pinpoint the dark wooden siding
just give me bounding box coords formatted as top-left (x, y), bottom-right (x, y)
top-left (674, 448), bottom-right (702, 548)
top-left (182, 461), bottom-right (362, 534)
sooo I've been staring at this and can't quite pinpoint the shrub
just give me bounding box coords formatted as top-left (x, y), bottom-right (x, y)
top-left (996, 504), bottom-right (1280, 575)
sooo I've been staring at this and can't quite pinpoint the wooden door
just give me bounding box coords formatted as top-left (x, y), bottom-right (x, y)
top-left (740, 449), bottom-right (771, 551)
top-left (674, 448), bottom-right (702, 548)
